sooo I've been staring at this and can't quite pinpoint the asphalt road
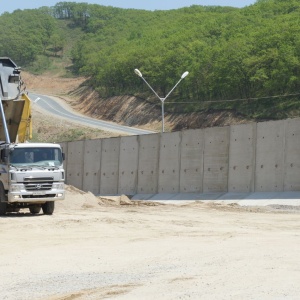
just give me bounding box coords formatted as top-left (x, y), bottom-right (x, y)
top-left (29, 92), bottom-right (155, 136)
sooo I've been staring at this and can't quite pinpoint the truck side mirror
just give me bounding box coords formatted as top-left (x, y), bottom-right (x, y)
top-left (1, 148), bottom-right (9, 163)
top-left (62, 153), bottom-right (65, 161)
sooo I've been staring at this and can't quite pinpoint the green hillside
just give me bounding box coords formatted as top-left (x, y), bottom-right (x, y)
top-left (1, 0), bottom-right (300, 120)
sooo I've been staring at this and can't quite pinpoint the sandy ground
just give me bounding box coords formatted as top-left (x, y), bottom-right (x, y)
top-left (0, 186), bottom-right (300, 300)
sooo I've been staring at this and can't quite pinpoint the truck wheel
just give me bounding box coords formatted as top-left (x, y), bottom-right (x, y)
top-left (0, 182), bottom-right (7, 216)
top-left (0, 202), bottom-right (7, 215)
top-left (29, 205), bottom-right (41, 214)
top-left (42, 201), bottom-right (55, 215)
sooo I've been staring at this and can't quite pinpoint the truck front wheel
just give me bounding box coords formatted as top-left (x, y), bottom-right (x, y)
top-left (29, 205), bottom-right (41, 214)
top-left (0, 202), bottom-right (7, 215)
top-left (0, 182), bottom-right (7, 216)
top-left (42, 201), bottom-right (55, 215)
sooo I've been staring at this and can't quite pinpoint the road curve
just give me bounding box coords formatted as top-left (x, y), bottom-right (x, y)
top-left (29, 92), bottom-right (155, 136)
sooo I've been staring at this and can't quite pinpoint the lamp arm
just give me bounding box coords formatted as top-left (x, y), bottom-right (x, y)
top-left (164, 78), bottom-right (183, 102)
top-left (140, 77), bottom-right (162, 101)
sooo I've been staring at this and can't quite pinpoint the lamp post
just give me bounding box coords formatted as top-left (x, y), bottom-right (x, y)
top-left (134, 69), bottom-right (189, 133)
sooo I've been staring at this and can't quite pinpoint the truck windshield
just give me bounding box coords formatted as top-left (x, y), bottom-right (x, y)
top-left (10, 147), bottom-right (63, 167)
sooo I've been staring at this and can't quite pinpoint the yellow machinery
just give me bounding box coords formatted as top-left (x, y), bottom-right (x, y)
top-left (0, 93), bottom-right (32, 143)
top-left (17, 93), bottom-right (32, 143)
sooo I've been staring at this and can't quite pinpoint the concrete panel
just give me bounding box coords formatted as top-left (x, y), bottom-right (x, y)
top-left (255, 120), bottom-right (285, 192)
top-left (228, 123), bottom-right (256, 192)
top-left (180, 129), bottom-right (204, 193)
top-left (100, 137), bottom-right (120, 195)
top-left (158, 132), bottom-right (181, 193)
top-left (66, 141), bottom-right (84, 190)
top-left (83, 139), bottom-right (101, 195)
top-left (137, 134), bottom-right (160, 194)
top-left (284, 118), bottom-right (300, 191)
top-left (203, 126), bottom-right (230, 192)
top-left (118, 136), bottom-right (139, 195)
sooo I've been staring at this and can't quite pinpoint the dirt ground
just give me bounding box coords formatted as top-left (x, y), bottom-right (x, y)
top-left (0, 186), bottom-right (299, 300)
top-left (3, 73), bottom-right (298, 299)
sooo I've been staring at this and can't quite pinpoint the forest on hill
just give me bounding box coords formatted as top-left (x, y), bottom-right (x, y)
top-left (0, 0), bottom-right (300, 120)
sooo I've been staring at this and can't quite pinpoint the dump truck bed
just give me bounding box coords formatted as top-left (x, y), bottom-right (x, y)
top-left (0, 57), bottom-right (30, 143)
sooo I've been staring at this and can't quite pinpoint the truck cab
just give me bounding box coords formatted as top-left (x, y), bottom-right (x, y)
top-left (0, 143), bottom-right (65, 215)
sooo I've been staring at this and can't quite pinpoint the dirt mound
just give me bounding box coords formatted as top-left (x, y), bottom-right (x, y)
top-left (98, 194), bottom-right (133, 206)
top-left (56, 185), bottom-right (101, 211)
top-left (58, 185), bottom-right (140, 211)
top-left (57, 185), bottom-right (163, 212)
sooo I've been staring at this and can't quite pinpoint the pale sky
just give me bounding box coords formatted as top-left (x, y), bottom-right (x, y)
top-left (0, 1), bottom-right (257, 14)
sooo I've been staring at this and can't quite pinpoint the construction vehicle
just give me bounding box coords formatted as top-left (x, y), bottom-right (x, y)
top-left (0, 57), bottom-right (65, 215)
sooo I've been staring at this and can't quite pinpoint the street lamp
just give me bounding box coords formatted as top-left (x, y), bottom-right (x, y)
top-left (134, 69), bottom-right (189, 133)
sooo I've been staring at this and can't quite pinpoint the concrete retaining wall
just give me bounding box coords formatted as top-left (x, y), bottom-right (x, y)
top-left (158, 132), bottom-right (181, 193)
top-left (137, 134), bottom-right (160, 194)
top-left (99, 137), bottom-right (120, 195)
top-left (283, 118), bottom-right (300, 191)
top-left (255, 120), bottom-right (285, 192)
top-left (203, 126), bottom-right (230, 192)
top-left (180, 129), bottom-right (204, 193)
top-left (83, 139), bottom-right (102, 195)
top-left (228, 123), bottom-right (256, 193)
top-left (118, 136), bottom-right (139, 195)
top-left (61, 118), bottom-right (300, 195)
top-left (66, 141), bottom-right (84, 190)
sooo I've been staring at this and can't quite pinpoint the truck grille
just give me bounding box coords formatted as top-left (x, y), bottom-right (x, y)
top-left (23, 194), bottom-right (56, 199)
top-left (24, 177), bottom-right (54, 191)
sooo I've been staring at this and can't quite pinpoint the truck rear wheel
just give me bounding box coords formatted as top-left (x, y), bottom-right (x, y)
top-left (42, 201), bottom-right (55, 215)
top-left (29, 205), bottom-right (41, 214)
top-left (0, 182), bottom-right (7, 216)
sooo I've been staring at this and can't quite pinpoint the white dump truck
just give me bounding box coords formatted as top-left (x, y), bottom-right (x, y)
top-left (0, 57), bottom-right (65, 215)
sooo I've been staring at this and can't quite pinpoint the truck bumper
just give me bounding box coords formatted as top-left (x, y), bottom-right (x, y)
top-left (8, 189), bottom-right (65, 203)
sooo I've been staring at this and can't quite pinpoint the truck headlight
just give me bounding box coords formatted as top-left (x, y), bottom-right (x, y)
top-left (10, 184), bottom-right (22, 192)
top-left (53, 183), bottom-right (64, 190)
